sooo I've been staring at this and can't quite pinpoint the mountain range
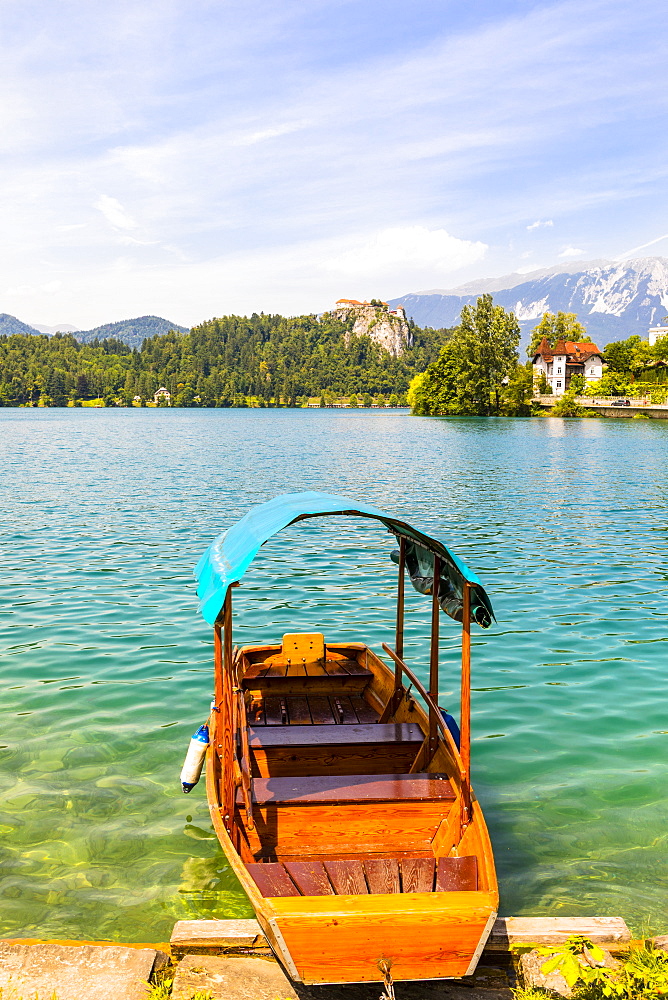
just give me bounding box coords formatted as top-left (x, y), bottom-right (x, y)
top-left (388, 257), bottom-right (668, 349)
top-left (3, 256), bottom-right (668, 354)
top-left (0, 313), bottom-right (187, 349)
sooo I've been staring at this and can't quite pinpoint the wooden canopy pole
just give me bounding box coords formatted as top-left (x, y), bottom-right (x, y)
top-left (428, 554), bottom-right (441, 759)
top-left (395, 537), bottom-right (405, 660)
top-left (213, 622), bottom-right (223, 708)
top-left (378, 537), bottom-right (407, 724)
top-left (394, 537), bottom-right (405, 688)
top-left (460, 581), bottom-right (472, 826)
top-left (220, 589), bottom-right (235, 833)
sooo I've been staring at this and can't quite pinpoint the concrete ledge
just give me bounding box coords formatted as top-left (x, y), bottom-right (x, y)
top-left (0, 942), bottom-right (167, 1000)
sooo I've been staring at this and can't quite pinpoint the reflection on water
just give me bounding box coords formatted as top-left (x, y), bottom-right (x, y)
top-left (1, 409), bottom-right (667, 939)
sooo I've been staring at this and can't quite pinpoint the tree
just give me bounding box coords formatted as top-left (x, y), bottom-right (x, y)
top-left (501, 364), bottom-right (535, 416)
top-left (47, 368), bottom-right (68, 407)
top-left (409, 296), bottom-right (520, 416)
top-left (536, 370), bottom-right (551, 395)
top-left (407, 346), bottom-right (466, 415)
top-left (348, 393), bottom-right (359, 408)
top-left (455, 295), bottom-right (520, 414)
top-left (569, 373), bottom-right (586, 394)
top-left (362, 392), bottom-right (373, 407)
top-left (76, 373), bottom-right (90, 398)
top-left (528, 312), bottom-right (587, 357)
top-left (551, 389), bottom-right (585, 417)
top-left (581, 371), bottom-right (632, 397)
top-left (604, 335), bottom-right (653, 379)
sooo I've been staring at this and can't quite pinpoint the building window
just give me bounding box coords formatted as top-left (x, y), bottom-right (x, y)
top-left (556, 381), bottom-right (562, 388)
top-left (557, 367), bottom-right (562, 373)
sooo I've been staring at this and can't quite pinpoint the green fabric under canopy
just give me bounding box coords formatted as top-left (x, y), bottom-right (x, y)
top-left (194, 491), bottom-right (495, 628)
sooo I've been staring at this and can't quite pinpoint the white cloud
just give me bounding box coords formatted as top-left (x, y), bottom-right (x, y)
top-left (2, 0), bottom-right (668, 324)
top-left (5, 280), bottom-right (62, 297)
top-left (233, 119), bottom-right (310, 146)
top-left (616, 233), bottom-right (668, 260)
top-left (94, 195), bottom-right (137, 231)
top-left (324, 226), bottom-right (487, 278)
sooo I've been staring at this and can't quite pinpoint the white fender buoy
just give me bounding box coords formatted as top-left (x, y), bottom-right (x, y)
top-left (181, 723), bottom-right (210, 793)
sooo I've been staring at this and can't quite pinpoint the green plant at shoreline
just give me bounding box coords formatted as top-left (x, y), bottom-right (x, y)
top-left (550, 389), bottom-right (586, 417)
top-left (512, 937), bottom-right (668, 1000)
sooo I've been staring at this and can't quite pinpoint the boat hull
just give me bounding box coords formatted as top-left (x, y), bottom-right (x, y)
top-left (263, 891), bottom-right (497, 984)
top-left (205, 639), bottom-right (499, 985)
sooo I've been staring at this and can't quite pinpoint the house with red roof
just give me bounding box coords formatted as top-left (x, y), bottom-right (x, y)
top-left (532, 338), bottom-right (604, 395)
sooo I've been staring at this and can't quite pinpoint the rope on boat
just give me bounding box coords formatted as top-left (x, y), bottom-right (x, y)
top-left (378, 958), bottom-right (396, 1000)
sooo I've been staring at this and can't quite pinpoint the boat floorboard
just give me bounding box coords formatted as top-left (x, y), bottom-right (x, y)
top-left (246, 856), bottom-right (478, 897)
top-left (247, 693), bottom-right (379, 725)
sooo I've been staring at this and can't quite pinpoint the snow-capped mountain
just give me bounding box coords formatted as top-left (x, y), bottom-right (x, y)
top-left (388, 257), bottom-right (668, 347)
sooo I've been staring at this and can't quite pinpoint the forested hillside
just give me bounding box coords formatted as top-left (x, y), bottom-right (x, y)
top-left (75, 314), bottom-right (188, 347)
top-left (0, 311), bottom-right (448, 406)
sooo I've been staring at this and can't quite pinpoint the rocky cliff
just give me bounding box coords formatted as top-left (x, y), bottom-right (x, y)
top-left (330, 299), bottom-right (412, 356)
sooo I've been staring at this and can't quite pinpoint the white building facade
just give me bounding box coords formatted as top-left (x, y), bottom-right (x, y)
top-left (648, 325), bottom-right (668, 346)
top-left (532, 338), bottom-right (604, 396)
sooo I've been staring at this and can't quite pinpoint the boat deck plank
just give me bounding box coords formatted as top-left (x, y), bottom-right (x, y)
top-left (436, 856), bottom-right (478, 892)
top-left (401, 857), bottom-right (436, 893)
top-left (284, 861), bottom-right (334, 896)
top-left (324, 859), bottom-right (368, 895)
top-left (244, 855), bottom-right (480, 898)
top-left (364, 857), bottom-right (400, 894)
top-left (308, 696), bottom-right (337, 724)
top-left (246, 863), bottom-right (300, 898)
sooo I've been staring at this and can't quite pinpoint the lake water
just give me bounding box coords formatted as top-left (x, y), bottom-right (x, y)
top-left (1, 408), bottom-right (667, 943)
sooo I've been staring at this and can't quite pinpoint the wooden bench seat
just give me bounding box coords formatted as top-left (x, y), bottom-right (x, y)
top-left (250, 722), bottom-right (422, 749)
top-left (246, 856), bottom-right (478, 897)
top-left (241, 771), bottom-right (456, 858)
top-left (249, 723), bottom-right (424, 778)
top-left (250, 773), bottom-right (456, 806)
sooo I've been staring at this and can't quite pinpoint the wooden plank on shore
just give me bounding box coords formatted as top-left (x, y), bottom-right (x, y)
top-left (485, 916), bottom-right (632, 951)
top-left (170, 918), bottom-right (265, 952)
top-left (170, 914), bottom-right (633, 959)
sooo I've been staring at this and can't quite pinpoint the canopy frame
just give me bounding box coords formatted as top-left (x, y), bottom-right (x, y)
top-left (195, 491), bottom-right (493, 824)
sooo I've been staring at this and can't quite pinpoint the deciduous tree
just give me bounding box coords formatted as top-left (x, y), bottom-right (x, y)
top-left (528, 312), bottom-right (587, 357)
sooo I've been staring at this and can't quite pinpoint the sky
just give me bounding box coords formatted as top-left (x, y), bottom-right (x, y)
top-left (2, 0), bottom-right (668, 329)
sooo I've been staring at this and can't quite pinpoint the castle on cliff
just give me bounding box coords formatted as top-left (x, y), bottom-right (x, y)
top-left (332, 299), bottom-right (411, 356)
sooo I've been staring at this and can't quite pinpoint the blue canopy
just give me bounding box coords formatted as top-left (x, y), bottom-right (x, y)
top-left (194, 491), bottom-right (494, 629)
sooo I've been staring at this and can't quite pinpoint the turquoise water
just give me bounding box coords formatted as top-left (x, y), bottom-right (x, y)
top-left (1, 408), bottom-right (667, 942)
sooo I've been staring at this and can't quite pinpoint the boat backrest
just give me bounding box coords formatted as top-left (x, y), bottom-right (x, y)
top-left (282, 632), bottom-right (325, 666)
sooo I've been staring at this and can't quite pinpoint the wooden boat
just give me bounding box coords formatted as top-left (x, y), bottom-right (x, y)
top-left (194, 492), bottom-right (498, 985)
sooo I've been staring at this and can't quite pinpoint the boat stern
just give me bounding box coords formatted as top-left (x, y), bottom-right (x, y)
top-left (260, 890), bottom-right (498, 984)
